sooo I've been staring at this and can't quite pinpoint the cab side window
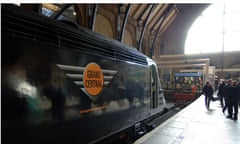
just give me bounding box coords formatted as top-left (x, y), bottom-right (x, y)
top-left (150, 65), bottom-right (158, 108)
top-left (41, 4), bottom-right (78, 24)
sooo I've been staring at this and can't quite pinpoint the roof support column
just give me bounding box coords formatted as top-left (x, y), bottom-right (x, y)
top-left (138, 4), bottom-right (155, 51)
top-left (90, 4), bottom-right (98, 31)
top-left (53, 4), bottom-right (71, 19)
top-left (150, 4), bottom-right (174, 58)
top-left (120, 4), bottom-right (132, 42)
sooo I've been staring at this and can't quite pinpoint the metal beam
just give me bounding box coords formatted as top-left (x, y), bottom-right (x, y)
top-left (120, 4), bottom-right (132, 42)
top-left (215, 68), bottom-right (240, 72)
top-left (133, 4), bottom-right (146, 18)
top-left (158, 9), bottom-right (177, 36)
top-left (53, 4), bottom-right (71, 19)
top-left (138, 4), bottom-right (155, 51)
top-left (159, 54), bottom-right (187, 58)
top-left (220, 3), bottom-right (226, 75)
top-left (150, 4), bottom-right (168, 32)
top-left (150, 4), bottom-right (174, 58)
top-left (148, 4), bottom-right (168, 29)
top-left (138, 4), bottom-right (151, 22)
top-left (157, 58), bottom-right (210, 64)
top-left (91, 4), bottom-right (98, 31)
top-left (180, 69), bottom-right (204, 73)
top-left (158, 63), bottom-right (207, 68)
top-left (180, 68), bottom-right (240, 73)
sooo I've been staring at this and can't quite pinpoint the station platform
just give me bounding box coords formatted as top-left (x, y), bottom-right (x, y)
top-left (134, 95), bottom-right (240, 144)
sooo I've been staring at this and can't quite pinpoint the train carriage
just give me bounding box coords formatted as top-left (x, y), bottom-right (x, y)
top-left (2, 4), bottom-right (167, 144)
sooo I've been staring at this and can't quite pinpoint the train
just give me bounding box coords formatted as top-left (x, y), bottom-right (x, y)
top-left (2, 4), bottom-right (168, 144)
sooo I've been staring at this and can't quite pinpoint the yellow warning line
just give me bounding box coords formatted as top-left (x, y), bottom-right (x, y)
top-left (80, 105), bottom-right (107, 114)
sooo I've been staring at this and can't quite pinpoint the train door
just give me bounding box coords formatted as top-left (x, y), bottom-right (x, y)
top-left (150, 65), bottom-right (158, 108)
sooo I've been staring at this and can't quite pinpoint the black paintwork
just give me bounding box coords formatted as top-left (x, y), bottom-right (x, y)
top-left (1, 4), bottom-right (166, 144)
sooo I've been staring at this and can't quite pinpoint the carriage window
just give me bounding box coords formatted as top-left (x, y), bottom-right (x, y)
top-left (42, 4), bottom-right (77, 23)
top-left (42, 4), bottom-right (54, 17)
top-left (150, 65), bottom-right (158, 109)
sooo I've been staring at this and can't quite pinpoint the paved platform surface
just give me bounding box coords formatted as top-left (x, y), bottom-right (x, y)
top-left (134, 95), bottom-right (240, 144)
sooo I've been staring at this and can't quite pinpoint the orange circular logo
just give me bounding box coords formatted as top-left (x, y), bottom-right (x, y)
top-left (83, 63), bottom-right (104, 96)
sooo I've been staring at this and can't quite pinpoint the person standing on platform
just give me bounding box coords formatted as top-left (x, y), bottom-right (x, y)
top-left (202, 81), bottom-right (214, 110)
top-left (238, 81), bottom-right (240, 107)
top-left (191, 83), bottom-right (197, 94)
top-left (222, 79), bottom-right (232, 114)
top-left (217, 80), bottom-right (225, 107)
top-left (227, 80), bottom-right (240, 120)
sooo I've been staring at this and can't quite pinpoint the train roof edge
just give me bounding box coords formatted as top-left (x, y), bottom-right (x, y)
top-left (2, 4), bottom-right (152, 66)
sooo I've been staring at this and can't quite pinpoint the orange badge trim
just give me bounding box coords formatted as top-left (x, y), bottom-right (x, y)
top-left (83, 63), bottom-right (104, 96)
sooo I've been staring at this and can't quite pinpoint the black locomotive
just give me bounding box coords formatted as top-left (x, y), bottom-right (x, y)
top-left (2, 4), bottom-right (167, 144)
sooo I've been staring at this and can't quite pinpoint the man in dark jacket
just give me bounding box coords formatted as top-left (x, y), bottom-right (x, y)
top-left (202, 81), bottom-right (214, 110)
top-left (238, 81), bottom-right (240, 107)
top-left (217, 80), bottom-right (225, 107)
top-left (222, 79), bottom-right (232, 114)
top-left (227, 80), bottom-right (240, 120)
